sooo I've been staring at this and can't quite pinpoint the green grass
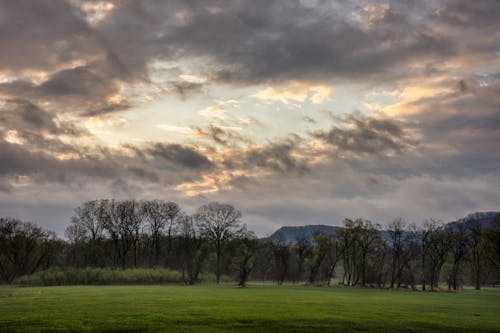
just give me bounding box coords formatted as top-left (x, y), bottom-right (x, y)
top-left (0, 284), bottom-right (499, 332)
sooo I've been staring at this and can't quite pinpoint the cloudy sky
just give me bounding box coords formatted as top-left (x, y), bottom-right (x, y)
top-left (0, 0), bottom-right (499, 236)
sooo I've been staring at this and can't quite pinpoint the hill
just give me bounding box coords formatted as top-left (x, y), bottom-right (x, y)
top-left (268, 211), bottom-right (499, 245)
top-left (447, 211), bottom-right (499, 230)
top-left (268, 224), bottom-right (338, 245)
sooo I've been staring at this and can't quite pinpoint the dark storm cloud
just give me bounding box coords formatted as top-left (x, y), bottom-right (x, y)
top-left (313, 114), bottom-right (416, 155)
top-left (145, 143), bottom-right (214, 170)
top-left (0, 67), bottom-right (127, 116)
top-left (0, 99), bottom-right (59, 134)
top-left (0, 0), bottom-right (135, 119)
top-left (150, 0), bottom-right (456, 84)
top-left (0, 99), bottom-right (85, 136)
top-left (223, 136), bottom-right (309, 174)
top-left (0, 0), bottom-right (131, 79)
top-left (39, 67), bottom-right (116, 98)
top-left (415, 79), bottom-right (500, 137)
top-left (1, 0), bottom-right (498, 115)
top-left (435, 0), bottom-right (500, 29)
top-left (334, 77), bottom-right (500, 181)
top-left (0, 0), bottom-right (94, 72)
top-left (0, 137), bottom-right (213, 190)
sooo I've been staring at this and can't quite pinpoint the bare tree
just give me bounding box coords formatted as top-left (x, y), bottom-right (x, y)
top-left (294, 234), bottom-right (311, 282)
top-left (195, 202), bottom-right (244, 284)
top-left (178, 214), bottom-right (207, 285)
top-left (338, 219), bottom-right (358, 286)
top-left (483, 216), bottom-right (500, 281)
top-left (142, 200), bottom-right (167, 266)
top-left (142, 200), bottom-right (180, 266)
top-left (271, 238), bottom-right (290, 285)
top-left (130, 200), bottom-right (145, 267)
top-left (401, 223), bottom-right (420, 290)
top-left (420, 220), bottom-right (439, 291)
top-left (307, 233), bottom-right (329, 284)
top-left (163, 201), bottom-right (180, 266)
top-left (0, 218), bottom-right (55, 283)
top-left (426, 223), bottom-right (451, 291)
top-left (322, 235), bottom-right (342, 286)
top-left (65, 200), bottom-right (109, 267)
top-left (102, 200), bottom-right (138, 267)
top-left (234, 232), bottom-right (257, 288)
top-left (69, 201), bottom-right (105, 241)
top-left (65, 221), bottom-right (87, 244)
top-left (468, 218), bottom-right (486, 290)
top-left (357, 220), bottom-right (381, 286)
top-left (447, 223), bottom-right (469, 290)
top-left (388, 218), bottom-right (405, 288)
top-left (338, 218), bottom-right (381, 286)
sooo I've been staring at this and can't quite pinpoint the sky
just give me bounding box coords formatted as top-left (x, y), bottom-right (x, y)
top-left (0, 0), bottom-right (499, 236)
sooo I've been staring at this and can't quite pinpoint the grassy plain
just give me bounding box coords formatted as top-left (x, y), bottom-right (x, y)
top-left (0, 284), bottom-right (499, 332)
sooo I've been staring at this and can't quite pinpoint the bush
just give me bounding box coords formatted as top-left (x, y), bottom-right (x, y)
top-left (14, 268), bottom-right (235, 286)
top-left (14, 267), bottom-right (186, 286)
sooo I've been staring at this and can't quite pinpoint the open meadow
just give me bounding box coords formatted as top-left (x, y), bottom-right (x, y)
top-left (0, 284), bottom-right (499, 333)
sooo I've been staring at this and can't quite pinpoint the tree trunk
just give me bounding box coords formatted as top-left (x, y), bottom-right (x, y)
top-left (216, 239), bottom-right (221, 284)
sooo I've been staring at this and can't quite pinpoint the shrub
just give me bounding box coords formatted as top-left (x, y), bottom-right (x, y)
top-left (15, 267), bottom-right (187, 286)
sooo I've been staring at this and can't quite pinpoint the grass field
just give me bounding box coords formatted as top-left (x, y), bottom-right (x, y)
top-left (0, 284), bottom-right (499, 332)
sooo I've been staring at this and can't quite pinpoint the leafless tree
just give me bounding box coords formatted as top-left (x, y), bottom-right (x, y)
top-left (163, 201), bottom-right (181, 265)
top-left (178, 213), bottom-right (207, 284)
top-left (322, 235), bottom-right (342, 286)
top-left (307, 233), bottom-right (330, 284)
top-left (388, 218), bottom-right (406, 288)
top-left (483, 216), bottom-right (500, 280)
top-left (468, 218), bottom-right (486, 290)
top-left (338, 218), bottom-right (381, 286)
top-left (425, 222), bottom-right (451, 291)
top-left (447, 223), bottom-right (469, 290)
top-left (235, 232), bottom-right (257, 288)
top-left (271, 238), bottom-right (290, 285)
top-left (102, 200), bottom-right (138, 267)
top-left (357, 220), bottom-right (381, 286)
top-left (294, 234), bottom-right (311, 282)
top-left (338, 219), bottom-right (358, 286)
top-left (401, 223), bottom-right (419, 290)
top-left (195, 202), bottom-right (244, 284)
top-left (130, 200), bottom-right (145, 267)
top-left (420, 220), bottom-right (439, 291)
top-left (69, 200), bottom-right (105, 241)
top-left (0, 218), bottom-right (55, 283)
top-left (142, 200), bottom-right (167, 266)
top-left (142, 200), bottom-right (180, 266)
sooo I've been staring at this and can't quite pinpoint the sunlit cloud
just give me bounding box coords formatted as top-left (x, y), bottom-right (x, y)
top-left (78, 1), bottom-right (115, 25)
top-left (4, 130), bottom-right (25, 145)
top-left (156, 124), bottom-right (194, 135)
top-left (198, 100), bottom-right (239, 119)
top-left (179, 74), bottom-right (208, 84)
top-left (254, 82), bottom-right (333, 105)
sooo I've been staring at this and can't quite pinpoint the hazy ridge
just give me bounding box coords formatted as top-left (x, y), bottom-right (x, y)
top-left (268, 211), bottom-right (500, 244)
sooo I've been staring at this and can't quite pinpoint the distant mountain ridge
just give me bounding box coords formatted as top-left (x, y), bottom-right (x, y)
top-left (447, 211), bottom-right (499, 229)
top-left (268, 211), bottom-right (499, 245)
top-left (268, 225), bottom-right (338, 245)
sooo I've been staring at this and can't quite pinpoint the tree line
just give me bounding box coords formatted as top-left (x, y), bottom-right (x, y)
top-left (1, 200), bottom-right (499, 289)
